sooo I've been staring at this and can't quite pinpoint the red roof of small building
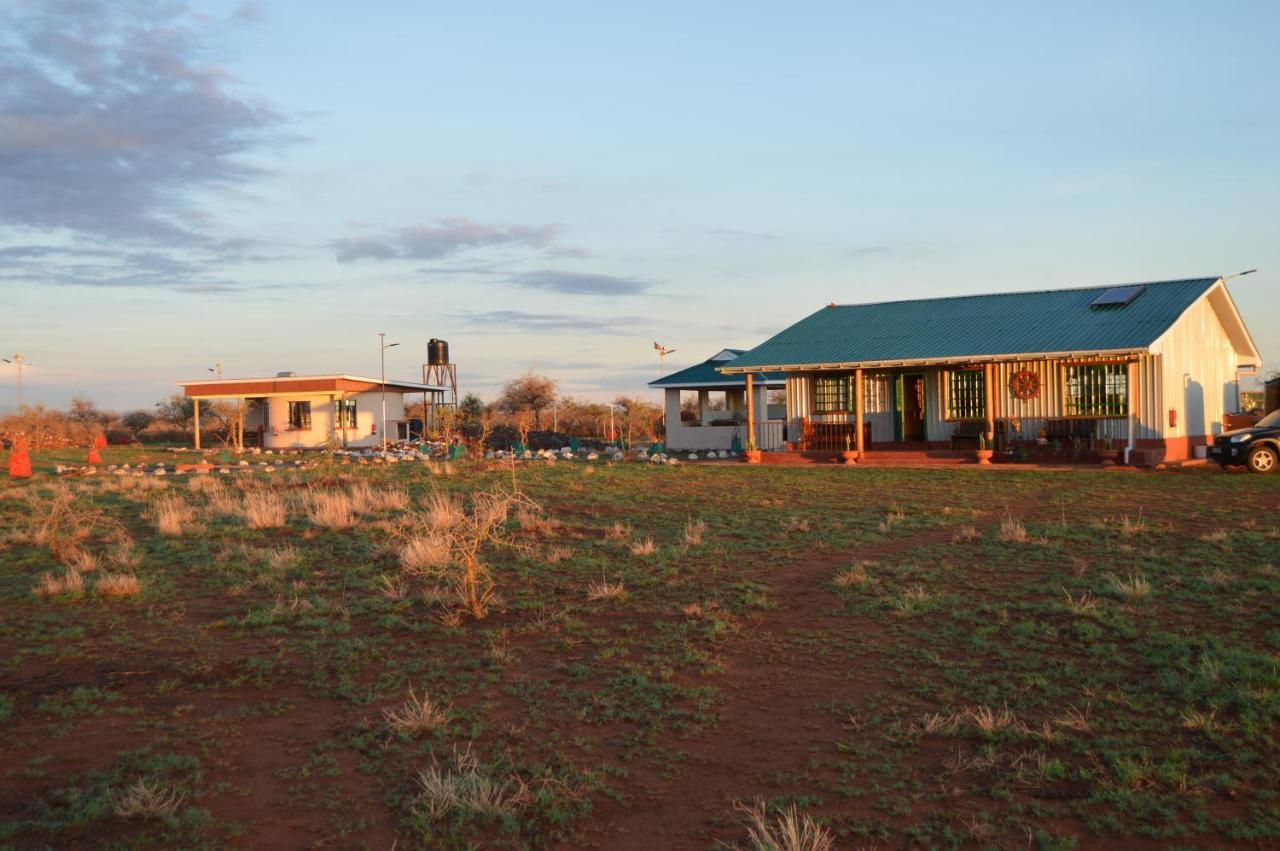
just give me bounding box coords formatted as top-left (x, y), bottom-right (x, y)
top-left (179, 374), bottom-right (442, 397)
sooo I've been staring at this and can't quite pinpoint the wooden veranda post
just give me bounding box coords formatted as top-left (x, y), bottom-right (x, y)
top-left (745, 373), bottom-right (756, 451)
top-left (983, 363), bottom-right (995, 447)
top-left (193, 398), bottom-right (201, 450)
top-left (855, 367), bottom-right (865, 460)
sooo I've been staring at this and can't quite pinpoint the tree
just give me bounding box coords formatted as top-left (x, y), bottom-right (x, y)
top-left (155, 394), bottom-right (195, 429)
top-left (496, 371), bottom-right (557, 428)
top-left (119, 410), bottom-right (155, 439)
top-left (68, 395), bottom-right (110, 440)
top-left (459, 393), bottom-right (485, 422)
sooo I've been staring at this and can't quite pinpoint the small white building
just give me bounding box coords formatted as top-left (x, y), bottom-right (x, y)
top-left (650, 349), bottom-right (787, 451)
top-left (178, 373), bottom-right (445, 450)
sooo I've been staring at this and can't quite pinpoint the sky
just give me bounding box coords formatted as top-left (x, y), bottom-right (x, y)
top-left (1, 0), bottom-right (1277, 414)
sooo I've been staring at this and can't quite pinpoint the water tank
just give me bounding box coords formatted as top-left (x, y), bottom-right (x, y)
top-left (428, 339), bottom-right (449, 366)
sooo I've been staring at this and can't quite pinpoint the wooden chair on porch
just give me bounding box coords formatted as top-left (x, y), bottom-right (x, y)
top-left (950, 420), bottom-right (1007, 450)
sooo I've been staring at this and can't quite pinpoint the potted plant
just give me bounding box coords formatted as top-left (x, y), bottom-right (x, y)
top-left (975, 433), bottom-right (994, 465)
top-left (744, 428), bottom-right (762, 464)
top-left (1036, 427), bottom-right (1048, 446)
top-left (840, 432), bottom-right (859, 464)
top-left (1096, 435), bottom-right (1121, 465)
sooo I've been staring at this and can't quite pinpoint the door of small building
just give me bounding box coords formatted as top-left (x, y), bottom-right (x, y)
top-left (893, 373), bottom-right (927, 442)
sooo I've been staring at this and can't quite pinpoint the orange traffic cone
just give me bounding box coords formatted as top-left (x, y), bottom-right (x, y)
top-left (8, 437), bottom-right (32, 479)
top-left (87, 447), bottom-right (102, 465)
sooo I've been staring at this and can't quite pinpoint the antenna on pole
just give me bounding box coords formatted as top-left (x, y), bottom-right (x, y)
top-left (1224, 269), bottom-right (1257, 280)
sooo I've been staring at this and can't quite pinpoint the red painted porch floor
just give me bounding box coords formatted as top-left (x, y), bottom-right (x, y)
top-left (742, 447), bottom-right (1147, 470)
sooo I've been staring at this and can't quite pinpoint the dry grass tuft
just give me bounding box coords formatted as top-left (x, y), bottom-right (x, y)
top-left (683, 517), bottom-right (707, 548)
top-left (378, 573), bottom-right (409, 600)
top-left (605, 521), bottom-right (631, 540)
top-left (544, 545), bottom-right (573, 564)
top-left (832, 561), bottom-right (872, 588)
top-left (998, 514), bottom-right (1028, 543)
top-left (266, 544), bottom-right (299, 571)
top-left (734, 798), bottom-right (834, 851)
top-left (62, 548), bottom-right (101, 574)
top-left (422, 491), bottom-right (464, 528)
top-left (350, 481), bottom-right (409, 514)
top-left (33, 567), bottom-right (84, 598)
top-left (877, 506), bottom-right (906, 534)
top-left (889, 583), bottom-right (933, 615)
top-left (113, 778), bottom-right (184, 820)
top-left (95, 572), bottom-right (141, 597)
top-left (951, 524), bottom-right (980, 543)
top-left (1054, 704), bottom-right (1091, 732)
top-left (401, 532), bottom-right (453, 573)
top-left (629, 536), bottom-right (657, 557)
top-left (240, 491), bottom-right (287, 528)
top-left (383, 686), bottom-right (451, 735)
top-left (1119, 512), bottom-right (1146, 536)
top-left (150, 495), bottom-right (195, 536)
top-left (967, 704), bottom-right (1017, 733)
top-left (303, 489), bottom-right (355, 528)
top-left (1061, 588), bottom-right (1099, 616)
top-left (1200, 528), bottom-right (1229, 544)
top-left (414, 745), bottom-right (528, 821)
top-left (586, 576), bottom-right (627, 602)
top-left (1110, 572), bottom-right (1151, 601)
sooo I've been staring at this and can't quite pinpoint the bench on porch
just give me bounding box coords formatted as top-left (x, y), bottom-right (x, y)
top-left (800, 418), bottom-right (871, 452)
top-left (1045, 419), bottom-right (1097, 449)
top-left (949, 420), bottom-right (1007, 450)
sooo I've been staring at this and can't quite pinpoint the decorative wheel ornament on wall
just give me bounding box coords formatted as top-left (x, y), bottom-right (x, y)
top-left (1010, 369), bottom-right (1041, 400)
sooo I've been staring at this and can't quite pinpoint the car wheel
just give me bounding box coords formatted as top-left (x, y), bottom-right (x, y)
top-left (1246, 444), bottom-right (1278, 474)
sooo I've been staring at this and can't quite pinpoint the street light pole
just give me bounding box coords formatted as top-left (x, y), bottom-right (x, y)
top-left (378, 332), bottom-right (399, 455)
top-left (2, 354), bottom-right (27, 412)
top-left (653, 342), bottom-right (675, 437)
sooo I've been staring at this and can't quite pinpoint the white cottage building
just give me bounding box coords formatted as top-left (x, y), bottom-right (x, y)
top-left (178, 373), bottom-right (445, 450)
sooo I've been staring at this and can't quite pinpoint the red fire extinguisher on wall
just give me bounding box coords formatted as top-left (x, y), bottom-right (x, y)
top-left (371, 422), bottom-right (377, 435)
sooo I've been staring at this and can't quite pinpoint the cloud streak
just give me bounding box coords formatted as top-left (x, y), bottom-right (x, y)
top-left (333, 219), bottom-right (561, 262)
top-left (456, 310), bottom-right (647, 333)
top-left (510, 270), bottom-right (649, 295)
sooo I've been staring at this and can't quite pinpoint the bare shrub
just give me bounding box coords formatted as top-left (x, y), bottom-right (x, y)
top-left (303, 489), bottom-right (354, 528)
top-left (241, 491), bottom-right (287, 529)
top-left (112, 778), bottom-right (184, 820)
top-left (383, 686), bottom-right (451, 735)
top-left (414, 744), bottom-right (528, 821)
top-left (96, 572), bottom-right (141, 597)
top-left (734, 798), bottom-right (834, 851)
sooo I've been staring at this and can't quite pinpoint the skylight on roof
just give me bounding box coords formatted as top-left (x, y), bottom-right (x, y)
top-left (1090, 284), bottom-right (1147, 309)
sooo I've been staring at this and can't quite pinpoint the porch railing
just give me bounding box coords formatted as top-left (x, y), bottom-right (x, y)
top-left (753, 420), bottom-right (786, 451)
top-left (801, 419), bottom-right (870, 452)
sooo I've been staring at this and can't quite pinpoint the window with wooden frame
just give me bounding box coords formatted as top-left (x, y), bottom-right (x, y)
top-left (1063, 363), bottom-right (1128, 417)
top-left (814, 376), bottom-right (849, 413)
top-left (287, 400), bottom-right (312, 430)
top-left (333, 399), bottom-right (357, 429)
top-left (946, 369), bottom-right (985, 420)
top-left (862, 375), bottom-right (888, 413)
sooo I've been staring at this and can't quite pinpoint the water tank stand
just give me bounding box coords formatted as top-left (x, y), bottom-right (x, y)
top-left (422, 362), bottom-right (458, 435)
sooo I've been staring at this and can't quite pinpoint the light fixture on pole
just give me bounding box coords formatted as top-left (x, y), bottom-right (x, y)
top-left (2, 354), bottom-right (28, 412)
top-left (208, 362), bottom-right (223, 380)
top-left (378, 332), bottom-right (399, 455)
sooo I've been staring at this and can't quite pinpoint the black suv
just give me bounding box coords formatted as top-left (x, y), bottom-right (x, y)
top-left (1209, 409), bottom-right (1280, 473)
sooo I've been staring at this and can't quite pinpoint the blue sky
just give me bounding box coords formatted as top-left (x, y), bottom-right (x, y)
top-left (2, 0), bottom-right (1277, 412)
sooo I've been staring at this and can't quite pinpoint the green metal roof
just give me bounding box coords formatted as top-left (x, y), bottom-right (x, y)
top-left (723, 277), bottom-right (1221, 372)
top-left (650, 349), bottom-right (786, 387)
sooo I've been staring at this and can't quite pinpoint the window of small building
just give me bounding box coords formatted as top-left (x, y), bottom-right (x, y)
top-left (814, 376), bottom-right (849, 413)
top-left (334, 399), bottom-right (357, 429)
top-left (679, 390), bottom-right (699, 423)
top-left (706, 390), bottom-right (728, 412)
top-left (287, 401), bottom-right (311, 430)
top-left (1064, 364), bottom-right (1128, 417)
top-left (767, 388), bottom-right (786, 407)
top-left (863, 375), bottom-right (888, 413)
top-left (947, 370), bottom-right (985, 420)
